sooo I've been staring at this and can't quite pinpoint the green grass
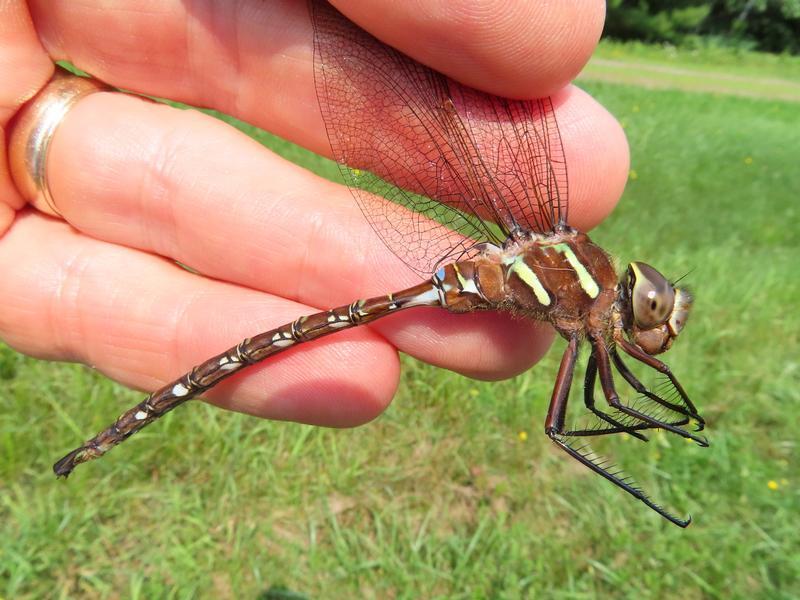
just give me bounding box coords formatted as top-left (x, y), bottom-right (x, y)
top-left (2, 50), bottom-right (800, 598)
top-left (594, 39), bottom-right (800, 82)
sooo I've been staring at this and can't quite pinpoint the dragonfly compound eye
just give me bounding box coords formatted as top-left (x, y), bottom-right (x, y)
top-left (629, 262), bottom-right (675, 329)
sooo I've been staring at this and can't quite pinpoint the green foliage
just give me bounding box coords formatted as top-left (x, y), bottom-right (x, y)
top-left (606, 1), bottom-right (711, 44)
top-left (606, 0), bottom-right (800, 54)
top-left (2, 51), bottom-right (800, 597)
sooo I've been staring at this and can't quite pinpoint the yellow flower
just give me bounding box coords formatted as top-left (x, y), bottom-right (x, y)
top-left (518, 431), bottom-right (528, 442)
top-left (767, 480), bottom-right (779, 491)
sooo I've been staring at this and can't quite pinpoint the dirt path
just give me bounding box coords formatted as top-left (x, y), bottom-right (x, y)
top-left (578, 57), bottom-right (800, 102)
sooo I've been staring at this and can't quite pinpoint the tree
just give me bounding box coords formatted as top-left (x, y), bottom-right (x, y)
top-left (604, 0), bottom-right (800, 54)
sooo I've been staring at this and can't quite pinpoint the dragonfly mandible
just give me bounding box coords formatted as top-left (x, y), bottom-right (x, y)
top-left (54, 0), bottom-right (707, 527)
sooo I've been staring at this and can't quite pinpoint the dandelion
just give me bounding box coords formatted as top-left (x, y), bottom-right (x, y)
top-left (767, 480), bottom-right (779, 491)
top-left (518, 431), bottom-right (528, 442)
top-left (744, 156), bottom-right (753, 165)
top-left (629, 169), bottom-right (638, 181)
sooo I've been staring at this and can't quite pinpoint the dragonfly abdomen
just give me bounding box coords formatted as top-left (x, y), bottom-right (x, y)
top-left (52, 279), bottom-right (445, 477)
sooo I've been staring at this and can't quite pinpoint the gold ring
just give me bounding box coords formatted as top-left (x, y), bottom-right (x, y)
top-left (8, 66), bottom-right (111, 216)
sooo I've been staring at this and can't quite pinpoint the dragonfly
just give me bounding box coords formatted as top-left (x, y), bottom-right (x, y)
top-left (53, 0), bottom-right (707, 527)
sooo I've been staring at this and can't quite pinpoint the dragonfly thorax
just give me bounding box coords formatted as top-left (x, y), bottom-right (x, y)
top-left (434, 229), bottom-right (620, 331)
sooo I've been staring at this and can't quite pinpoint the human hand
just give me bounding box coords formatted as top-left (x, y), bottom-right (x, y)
top-left (0, 0), bottom-right (627, 427)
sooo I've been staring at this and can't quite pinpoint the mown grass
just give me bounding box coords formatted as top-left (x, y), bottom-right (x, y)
top-left (2, 52), bottom-right (799, 598)
top-left (594, 39), bottom-right (800, 82)
top-left (582, 41), bottom-right (800, 103)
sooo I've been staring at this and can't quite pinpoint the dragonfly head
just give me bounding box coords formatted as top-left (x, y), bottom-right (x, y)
top-left (621, 262), bottom-right (693, 355)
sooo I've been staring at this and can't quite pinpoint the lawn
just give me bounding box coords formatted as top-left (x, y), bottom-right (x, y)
top-left (1, 46), bottom-right (799, 598)
top-left (581, 40), bottom-right (800, 103)
top-left (593, 38), bottom-right (800, 83)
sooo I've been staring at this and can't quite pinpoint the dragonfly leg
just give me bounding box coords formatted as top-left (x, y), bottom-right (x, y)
top-left (611, 349), bottom-right (691, 428)
top-left (614, 333), bottom-right (705, 430)
top-left (545, 338), bottom-right (691, 527)
top-left (593, 336), bottom-right (707, 447)
top-left (563, 354), bottom-right (649, 441)
top-left (543, 336), bottom-right (579, 437)
top-left (547, 435), bottom-right (691, 527)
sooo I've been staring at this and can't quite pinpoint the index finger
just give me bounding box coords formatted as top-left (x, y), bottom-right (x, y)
top-left (332, 0), bottom-right (605, 98)
top-left (30, 0), bottom-right (606, 151)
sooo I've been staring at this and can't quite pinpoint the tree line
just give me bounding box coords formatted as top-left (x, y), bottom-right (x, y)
top-left (605, 1), bottom-right (800, 54)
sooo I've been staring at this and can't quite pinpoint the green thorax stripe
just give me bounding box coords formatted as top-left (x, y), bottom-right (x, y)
top-left (506, 256), bottom-right (551, 306)
top-left (550, 243), bottom-right (600, 299)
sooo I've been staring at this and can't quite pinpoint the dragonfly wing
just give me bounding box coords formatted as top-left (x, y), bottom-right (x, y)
top-left (310, 1), bottom-right (569, 275)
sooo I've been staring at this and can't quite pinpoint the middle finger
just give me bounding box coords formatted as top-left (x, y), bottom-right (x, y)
top-left (34, 91), bottom-right (554, 380)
